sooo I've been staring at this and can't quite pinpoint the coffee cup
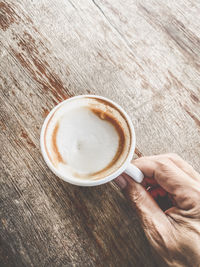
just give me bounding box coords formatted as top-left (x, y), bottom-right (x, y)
top-left (40, 95), bottom-right (144, 186)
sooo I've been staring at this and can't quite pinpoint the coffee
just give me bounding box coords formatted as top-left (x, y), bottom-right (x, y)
top-left (43, 96), bottom-right (132, 180)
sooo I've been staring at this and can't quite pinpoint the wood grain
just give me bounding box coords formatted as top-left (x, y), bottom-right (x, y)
top-left (1, 0), bottom-right (200, 266)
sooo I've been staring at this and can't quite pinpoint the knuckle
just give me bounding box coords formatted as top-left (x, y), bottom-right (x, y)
top-left (191, 188), bottom-right (200, 203)
top-left (156, 158), bottom-right (171, 169)
top-left (176, 187), bottom-right (200, 209)
top-left (154, 158), bottom-right (177, 178)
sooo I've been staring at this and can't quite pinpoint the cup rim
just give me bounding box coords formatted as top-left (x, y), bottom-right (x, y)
top-left (40, 95), bottom-right (136, 186)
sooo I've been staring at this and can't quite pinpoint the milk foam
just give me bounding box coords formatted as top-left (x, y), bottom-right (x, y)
top-left (44, 97), bottom-right (132, 180)
top-left (57, 107), bottom-right (119, 174)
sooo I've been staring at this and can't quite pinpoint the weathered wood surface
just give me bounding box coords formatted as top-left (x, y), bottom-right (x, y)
top-left (1, 0), bottom-right (200, 266)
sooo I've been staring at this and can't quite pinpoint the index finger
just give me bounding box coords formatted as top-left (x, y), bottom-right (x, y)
top-left (133, 156), bottom-right (200, 210)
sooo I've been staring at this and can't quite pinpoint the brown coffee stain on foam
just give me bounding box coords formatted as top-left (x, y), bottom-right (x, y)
top-left (74, 107), bottom-right (126, 180)
top-left (90, 107), bottom-right (125, 148)
top-left (44, 112), bottom-right (55, 166)
top-left (52, 122), bottom-right (65, 165)
top-left (71, 96), bottom-right (133, 180)
top-left (89, 97), bottom-right (118, 112)
top-left (91, 108), bottom-right (125, 159)
top-left (89, 97), bottom-right (132, 143)
top-left (44, 105), bottom-right (63, 166)
top-left (45, 97), bottom-right (131, 179)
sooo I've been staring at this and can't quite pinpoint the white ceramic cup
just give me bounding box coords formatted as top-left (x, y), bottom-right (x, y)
top-left (40, 95), bottom-right (144, 186)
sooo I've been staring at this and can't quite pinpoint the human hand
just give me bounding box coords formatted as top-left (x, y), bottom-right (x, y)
top-left (115, 154), bottom-right (200, 267)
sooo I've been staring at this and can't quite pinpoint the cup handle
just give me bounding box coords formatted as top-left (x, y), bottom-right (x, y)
top-left (124, 163), bottom-right (144, 183)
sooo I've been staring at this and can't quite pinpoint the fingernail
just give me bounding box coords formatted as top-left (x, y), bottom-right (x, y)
top-left (114, 176), bottom-right (127, 189)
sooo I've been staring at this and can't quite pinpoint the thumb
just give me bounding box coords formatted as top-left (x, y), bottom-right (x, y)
top-left (115, 174), bottom-right (168, 231)
top-left (115, 174), bottom-right (175, 264)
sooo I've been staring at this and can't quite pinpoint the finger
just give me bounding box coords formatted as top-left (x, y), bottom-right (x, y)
top-left (133, 156), bottom-right (199, 210)
top-left (132, 157), bottom-right (156, 178)
top-left (118, 174), bottom-right (173, 245)
top-left (148, 154), bottom-right (200, 182)
top-left (165, 153), bottom-right (200, 182)
top-left (133, 156), bottom-right (194, 191)
top-left (133, 153), bottom-right (200, 182)
top-left (115, 174), bottom-right (164, 218)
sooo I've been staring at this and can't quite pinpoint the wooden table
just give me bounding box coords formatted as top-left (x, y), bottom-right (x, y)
top-left (1, 0), bottom-right (200, 266)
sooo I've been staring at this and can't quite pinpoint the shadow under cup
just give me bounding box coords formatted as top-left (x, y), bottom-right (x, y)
top-left (40, 95), bottom-right (135, 186)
